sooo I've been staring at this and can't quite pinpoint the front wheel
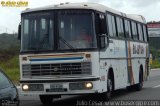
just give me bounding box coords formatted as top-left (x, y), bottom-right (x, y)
top-left (101, 74), bottom-right (113, 101)
top-left (39, 95), bottom-right (53, 105)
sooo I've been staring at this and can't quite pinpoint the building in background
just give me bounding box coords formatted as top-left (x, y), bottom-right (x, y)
top-left (147, 22), bottom-right (160, 50)
top-left (147, 22), bottom-right (160, 60)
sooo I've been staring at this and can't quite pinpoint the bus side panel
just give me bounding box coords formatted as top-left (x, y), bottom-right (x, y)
top-left (100, 39), bottom-right (128, 91)
top-left (118, 40), bottom-right (128, 88)
top-left (128, 41), bottom-right (147, 85)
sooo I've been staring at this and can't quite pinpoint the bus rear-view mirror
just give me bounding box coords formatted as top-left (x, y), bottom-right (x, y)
top-left (18, 24), bottom-right (21, 40)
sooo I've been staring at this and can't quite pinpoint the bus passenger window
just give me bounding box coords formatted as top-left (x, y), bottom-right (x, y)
top-left (143, 25), bottom-right (147, 42)
top-left (138, 24), bottom-right (143, 41)
top-left (107, 14), bottom-right (116, 37)
top-left (131, 22), bottom-right (138, 40)
top-left (124, 20), bottom-right (131, 39)
top-left (116, 17), bottom-right (124, 38)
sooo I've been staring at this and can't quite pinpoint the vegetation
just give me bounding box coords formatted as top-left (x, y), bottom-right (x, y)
top-left (150, 60), bottom-right (160, 69)
top-left (0, 33), bottom-right (19, 50)
top-left (0, 56), bottom-right (19, 85)
top-left (0, 33), bottom-right (20, 85)
top-left (149, 43), bottom-right (160, 69)
top-left (150, 48), bottom-right (160, 59)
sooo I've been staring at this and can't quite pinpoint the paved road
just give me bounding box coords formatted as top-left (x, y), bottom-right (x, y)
top-left (19, 69), bottom-right (160, 106)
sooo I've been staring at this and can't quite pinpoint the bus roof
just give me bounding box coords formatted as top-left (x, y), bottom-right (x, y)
top-left (22, 2), bottom-right (146, 23)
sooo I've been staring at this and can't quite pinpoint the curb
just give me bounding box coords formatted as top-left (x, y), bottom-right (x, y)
top-left (151, 68), bottom-right (160, 71)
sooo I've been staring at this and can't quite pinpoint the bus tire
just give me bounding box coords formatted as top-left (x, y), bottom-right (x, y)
top-left (135, 71), bottom-right (143, 91)
top-left (39, 95), bottom-right (53, 104)
top-left (126, 86), bottom-right (133, 91)
top-left (102, 73), bottom-right (113, 101)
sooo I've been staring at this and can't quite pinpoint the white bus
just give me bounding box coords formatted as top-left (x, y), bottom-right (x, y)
top-left (18, 3), bottom-right (149, 104)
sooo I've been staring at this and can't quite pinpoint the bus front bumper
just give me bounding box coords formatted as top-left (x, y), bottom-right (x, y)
top-left (20, 77), bottom-right (101, 95)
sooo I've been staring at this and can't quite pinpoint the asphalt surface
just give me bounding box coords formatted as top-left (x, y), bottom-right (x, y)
top-left (19, 69), bottom-right (160, 106)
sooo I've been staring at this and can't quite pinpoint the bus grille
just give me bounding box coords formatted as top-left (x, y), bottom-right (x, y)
top-left (22, 62), bottom-right (91, 77)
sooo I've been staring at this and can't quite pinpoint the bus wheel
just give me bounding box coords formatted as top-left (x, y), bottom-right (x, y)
top-left (102, 74), bottom-right (113, 101)
top-left (135, 71), bottom-right (143, 91)
top-left (39, 95), bottom-right (53, 104)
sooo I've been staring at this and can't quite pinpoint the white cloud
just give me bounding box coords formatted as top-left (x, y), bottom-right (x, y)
top-left (127, 0), bottom-right (160, 7)
top-left (0, 8), bottom-right (21, 33)
top-left (87, 0), bottom-right (160, 8)
top-left (28, 0), bottom-right (86, 8)
top-left (87, 0), bottom-right (105, 3)
top-left (0, 0), bottom-right (81, 33)
top-left (96, 0), bottom-right (160, 22)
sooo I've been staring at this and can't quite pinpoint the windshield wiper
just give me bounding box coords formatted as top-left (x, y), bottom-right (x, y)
top-left (59, 36), bottom-right (76, 51)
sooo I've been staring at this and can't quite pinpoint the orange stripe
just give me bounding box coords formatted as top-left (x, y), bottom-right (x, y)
top-left (144, 45), bottom-right (148, 80)
top-left (128, 41), bottom-right (135, 85)
top-left (28, 53), bottom-right (84, 58)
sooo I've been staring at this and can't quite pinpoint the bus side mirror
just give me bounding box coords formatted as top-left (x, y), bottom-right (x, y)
top-left (99, 34), bottom-right (108, 49)
top-left (18, 24), bottom-right (21, 40)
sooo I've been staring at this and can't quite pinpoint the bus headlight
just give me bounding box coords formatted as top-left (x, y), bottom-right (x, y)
top-left (69, 82), bottom-right (93, 90)
top-left (22, 84), bottom-right (29, 91)
top-left (85, 82), bottom-right (93, 89)
top-left (22, 84), bottom-right (44, 91)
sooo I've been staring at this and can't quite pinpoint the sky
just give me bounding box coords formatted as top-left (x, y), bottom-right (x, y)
top-left (0, 0), bottom-right (160, 33)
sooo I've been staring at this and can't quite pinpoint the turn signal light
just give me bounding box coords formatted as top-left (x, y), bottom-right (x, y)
top-left (85, 54), bottom-right (91, 58)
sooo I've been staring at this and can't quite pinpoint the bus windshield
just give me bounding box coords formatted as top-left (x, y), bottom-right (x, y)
top-left (21, 12), bottom-right (54, 51)
top-left (21, 10), bottom-right (97, 52)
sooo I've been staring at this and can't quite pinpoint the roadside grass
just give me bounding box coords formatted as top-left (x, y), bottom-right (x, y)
top-left (0, 56), bottom-right (20, 85)
top-left (150, 60), bottom-right (160, 69)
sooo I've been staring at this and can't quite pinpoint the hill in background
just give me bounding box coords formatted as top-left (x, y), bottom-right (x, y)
top-left (0, 33), bottom-right (20, 84)
top-left (0, 33), bottom-right (20, 61)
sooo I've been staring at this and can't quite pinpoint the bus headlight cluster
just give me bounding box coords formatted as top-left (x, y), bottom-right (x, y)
top-left (85, 82), bottom-right (93, 89)
top-left (22, 84), bottom-right (29, 91)
top-left (22, 84), bottom-right (44, 91)
top-left (69, 82), bottom-right (93, 90)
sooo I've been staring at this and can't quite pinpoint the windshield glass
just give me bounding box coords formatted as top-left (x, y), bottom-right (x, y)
top-left (58, 10), bottom-right (97, 49)
top-left (21, 10), bottom-right (97, 52)
top-left (21, 12), bottom-right (54, 51)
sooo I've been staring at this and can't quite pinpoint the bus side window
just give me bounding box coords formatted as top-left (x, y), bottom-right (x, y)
top-left (99, 14), bottom-right (107, 34)
top-left (131, 21), bottom-right (138, 40)
top-left (137, 23), bottom-right (144, 41)
top-left (96, 13), bottom-right (107, 35)
top-left (107, 14), bottom-right (116, 37)
top-left (124, 20), bottom-right (131, 39)
top-left (143, 25), bottom-right (147, 42)
top-left (97, 13), bottom-right (107, 48)
top-left (116, 17), bottom-right (124, 38)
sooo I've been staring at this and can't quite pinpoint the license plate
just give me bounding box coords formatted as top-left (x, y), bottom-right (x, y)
top-left (47, 88), bottom-right (65, 92)
top-left (50, 84), bottom-right (63, 89)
